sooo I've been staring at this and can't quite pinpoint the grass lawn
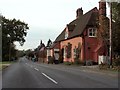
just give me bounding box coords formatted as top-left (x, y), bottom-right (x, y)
top-left (0, 64), bottom-right (2, 70)
top-left (0, 61), bottom-right (15, 70)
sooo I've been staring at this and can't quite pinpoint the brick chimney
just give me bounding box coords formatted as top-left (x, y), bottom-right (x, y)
top-left (76, 7), bottom-right (83, 19)
top-left (98, 1), bottom-right (107, 40)
top-left (99, 1), bottom-right (106, 16)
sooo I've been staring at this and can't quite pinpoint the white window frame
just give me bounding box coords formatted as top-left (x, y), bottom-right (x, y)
top-left (88, 28), bottom-right (97, 37)
top-left (65, 31), bottom-right (68, 39)
top-left (47, 49), bottom-right (51, 56)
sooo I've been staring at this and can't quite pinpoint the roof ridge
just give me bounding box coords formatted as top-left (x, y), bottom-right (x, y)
top-left (68, 7), bottom-right (98, 39)
top-left (54, 7), bottom-right (99, 42)
top-left (84, 7), bottom-right (98, 16)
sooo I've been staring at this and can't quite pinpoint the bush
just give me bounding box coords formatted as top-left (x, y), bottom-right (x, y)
top-left (112, 58), bottom-right (120, 66)
top-left (74, 58), bottom-right (84, 65)
top-left (59, 59), bottom-right (63, 63)
top-left (99, 58), bottom-right (120, 70)
top-left (112, 66), bottom-right (120, 71)
top-left (48, 56), bottom-right (54, 64)
top-left (99, 63), bottom-right (110, 70)
top-left (64, 61), bottom-right (73, 65)
top-left (85, 60), bottom-right (93, 66)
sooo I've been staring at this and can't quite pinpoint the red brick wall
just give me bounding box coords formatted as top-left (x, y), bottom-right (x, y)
top-left (60, 28), bottom-right (106, 63)
top-left (83, 28), bottom-right (106, 63)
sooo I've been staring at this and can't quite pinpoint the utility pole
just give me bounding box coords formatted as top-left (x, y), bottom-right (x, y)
top-left (9, 39), bottom-right (11, 62)
top-left (0, 14), bottom-right (2, 62)
top-left (109, 2), bottom-right (112, 67)
top-left (7, 34), bottom-right (11, 62)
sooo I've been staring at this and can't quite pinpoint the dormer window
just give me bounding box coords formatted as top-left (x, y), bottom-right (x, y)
top-left (88, 28), bottom-right (97, 37)
top-left (65, 31), bottom-right (68, 39)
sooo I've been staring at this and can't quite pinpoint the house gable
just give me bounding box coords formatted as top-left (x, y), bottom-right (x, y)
top-left (68, 7), bottom-right (98, 39)
top-left (55, 7), bottom-right (99, 43)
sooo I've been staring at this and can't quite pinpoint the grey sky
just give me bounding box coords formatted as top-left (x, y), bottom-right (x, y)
top-left (0, 0), bottom-right (105, 50)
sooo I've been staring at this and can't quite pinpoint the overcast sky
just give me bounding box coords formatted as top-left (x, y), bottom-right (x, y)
top-left (1, 0), bottom-right (109, 50)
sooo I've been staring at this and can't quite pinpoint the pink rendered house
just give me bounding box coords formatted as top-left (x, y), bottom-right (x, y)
top-left (53, 2), bottom-right (107, 65)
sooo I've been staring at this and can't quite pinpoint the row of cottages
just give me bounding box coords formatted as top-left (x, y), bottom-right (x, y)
top-left (36, 40), bottom-right (46, 63)
top-left (46, 2), bottom-right (108, 65)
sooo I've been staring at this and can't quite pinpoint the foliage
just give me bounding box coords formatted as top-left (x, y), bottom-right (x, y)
top-left (74, 43), bottom-right (81, 59)
top-left (28, 51), bottom-right (34, 58)
top-left (99, 63), bottom-right (110, 70)
top-left (97, 14), bottom-right (109, 58)
top-left (2, 16), bottom-right (29, 61)
top-left (2, 17), bottom-right (29, 45)
top-left (73, 43), bottom-right (81, 65)
top-left (76, 43), bottom-right (81, 58)
top-left (112, 3), bottom-right (120, 55)
top-left (74, 58), bottom-right (84, 65)
top-left (59, 49), bottom-right (64, 63)
top-left (97, 2), bottom-right (120, 60)
top-left (67, 43), bottom-right (72, 58)
top-left (112, 58), bottom-right (120, 66)
top-left (64, 61), bottom-right (73, 65)
top-left (16, 50), bottom-right (26, 57)
top-left (48, 56), bottom-right (54, 64)
top-left (0, 15), bottom-right (2, 62)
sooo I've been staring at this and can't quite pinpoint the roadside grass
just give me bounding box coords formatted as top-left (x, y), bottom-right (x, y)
top-left (0, 64), bottom-right (2, 70)
top-left (0, 61), bottom-right (15, 70)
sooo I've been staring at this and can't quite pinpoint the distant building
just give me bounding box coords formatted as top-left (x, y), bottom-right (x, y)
top-left (36, 40), bottom-right (46, 63)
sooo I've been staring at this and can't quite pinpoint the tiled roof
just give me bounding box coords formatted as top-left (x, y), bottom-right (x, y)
top-left (54, 28), bottom-right (65, 42)
top-left (55, 7), bottom-right (98, 42)
top-left (68, 7), bottom-right (98, 39)
top-left (49, 42), bottom-right (59, 49)
top-left (67, 24), bottom-right (76, 31)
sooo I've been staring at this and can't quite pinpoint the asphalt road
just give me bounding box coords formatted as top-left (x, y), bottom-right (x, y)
top-left (2, 57), bottom-right (118, 88)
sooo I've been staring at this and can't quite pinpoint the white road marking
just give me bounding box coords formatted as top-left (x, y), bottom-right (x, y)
top-left (34, 68), bottom-right (39, 71)
top-left (25, 63), bottom-right (34, 68)
top-left (42, 72), bottom-right (58, 84)
top-left (82, 70), bottom-right (86, 72)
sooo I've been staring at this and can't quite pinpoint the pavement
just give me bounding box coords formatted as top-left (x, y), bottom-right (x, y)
top-left (39, 63), bottom-right (118, 77)
top-left (2, 57), bottom-right (119, 88)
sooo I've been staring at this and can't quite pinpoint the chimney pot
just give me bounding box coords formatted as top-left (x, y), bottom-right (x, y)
top-left (99, 1), bottom-right (106, 16)
top-left (76, 7), bottom-right (83, 19)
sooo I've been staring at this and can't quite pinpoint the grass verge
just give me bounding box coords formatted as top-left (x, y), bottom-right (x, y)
top-left (0, 61), bottom-right (15, 70)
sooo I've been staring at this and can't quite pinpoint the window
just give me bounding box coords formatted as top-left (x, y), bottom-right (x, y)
top-left (88, 28), bottom-right (97, 37)
top-left (67, 43), bottom-right (72, 58)
top-left (64, 47), bottom-right (67, 58)
top-left (47, 49), bottom-right (51, 56)
top-left (65, 31), bottom-right (68, 39)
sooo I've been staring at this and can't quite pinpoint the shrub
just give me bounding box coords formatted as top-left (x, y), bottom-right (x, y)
top-left (112, 58), bottom-right (120, 66)
top-left (64, 61), bottom-right (72, 65)
top-left (48, 56), bottom-right (54, 64)
top-left (59, 59), bottom-right (63, 63)
top-left (99, 63), bottom-right (110, 70)
top-left (74, 58), bottom-right (84, 65)
top-left (85, 60), bottom-right (93, 66)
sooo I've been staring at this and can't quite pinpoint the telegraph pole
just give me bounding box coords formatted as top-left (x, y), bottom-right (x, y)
top-left (109, 2), bottom-right (112, 67)
top-left (9, 39), bottom-right (11, 62)
top-left (7, 34), bottom-right (11, 62)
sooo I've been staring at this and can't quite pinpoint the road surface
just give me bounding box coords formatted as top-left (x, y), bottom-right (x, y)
top-left (2, 57), bottom-right (118, 88)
